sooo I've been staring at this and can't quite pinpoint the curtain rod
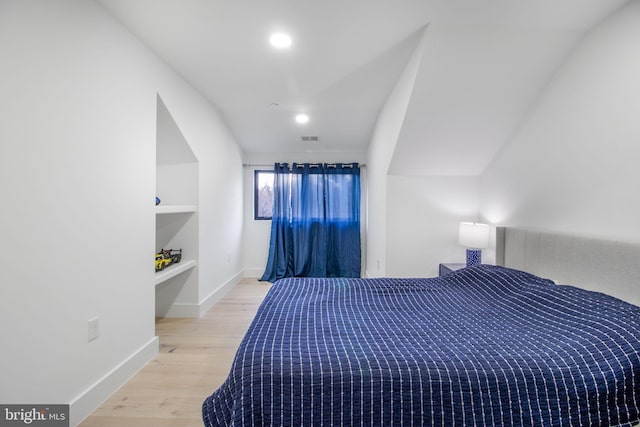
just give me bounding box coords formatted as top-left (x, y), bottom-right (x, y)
top-left (243, 163), bottom-right (366, 168)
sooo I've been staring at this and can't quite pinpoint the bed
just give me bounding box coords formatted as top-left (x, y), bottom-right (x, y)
top-left (202, 228), bottom-right (640, 426)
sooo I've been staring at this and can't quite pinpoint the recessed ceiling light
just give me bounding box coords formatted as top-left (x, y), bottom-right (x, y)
top-left (269, 33), bottom-right (292, 49)
top-left (295, 113), bottom-right (309, 124)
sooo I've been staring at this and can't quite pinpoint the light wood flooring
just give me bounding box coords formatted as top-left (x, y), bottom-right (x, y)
top-left (80, 278), bottom-right (271, 427)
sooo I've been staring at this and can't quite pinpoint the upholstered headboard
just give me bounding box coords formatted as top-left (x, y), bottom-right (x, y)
top-left (495, 227), bottom-right (640, 307)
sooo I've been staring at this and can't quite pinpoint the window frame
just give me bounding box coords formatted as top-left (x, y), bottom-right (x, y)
top-left (253, 169), bottom-right (274, 220)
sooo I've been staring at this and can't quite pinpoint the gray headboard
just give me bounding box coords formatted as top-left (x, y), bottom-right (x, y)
top-left (495, 227), bottom-right (640, 307)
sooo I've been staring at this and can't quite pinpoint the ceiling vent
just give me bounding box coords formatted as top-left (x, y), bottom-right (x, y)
top-left (301, 136), bottom-right (319, 142)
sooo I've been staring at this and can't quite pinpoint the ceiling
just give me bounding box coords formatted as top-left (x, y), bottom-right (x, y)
top-left (96, 0), bottom-right (627, 175)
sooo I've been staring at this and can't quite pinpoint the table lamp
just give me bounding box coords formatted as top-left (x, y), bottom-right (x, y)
top-left (458, 222), bottom-right (490, 267)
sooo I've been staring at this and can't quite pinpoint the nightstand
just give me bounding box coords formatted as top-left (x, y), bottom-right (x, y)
top-left (439, 263), bottom-right (466, 276)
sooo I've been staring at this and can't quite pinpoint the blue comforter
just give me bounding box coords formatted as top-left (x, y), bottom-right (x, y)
top-left (202, 265), bottom-right (640, 426)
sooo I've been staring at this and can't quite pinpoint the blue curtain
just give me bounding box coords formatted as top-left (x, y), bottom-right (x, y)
top-left (260, 163), bottom-right (361, 282)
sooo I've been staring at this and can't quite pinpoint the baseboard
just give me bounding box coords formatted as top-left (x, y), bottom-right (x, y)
top-left (158, 271), bottom-right (244, 318)
top-left (197, 270), bottom-right (243, 317)
top-left (243, 268), bottom-right (263, 278)
top-left (70, 336), bottom-right (159, 426)
top-left (161, 301), bottom-right (201, 318)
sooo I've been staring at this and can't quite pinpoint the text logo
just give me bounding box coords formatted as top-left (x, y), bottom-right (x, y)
top-left (1, 405), bottom-right (68, 426)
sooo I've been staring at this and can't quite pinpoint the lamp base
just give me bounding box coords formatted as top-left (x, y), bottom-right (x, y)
top-left (466, 249), bottom-right (482, 267)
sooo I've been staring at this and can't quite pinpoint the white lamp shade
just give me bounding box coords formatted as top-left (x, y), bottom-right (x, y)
top-left (458, 222), bottom-right (490, 249)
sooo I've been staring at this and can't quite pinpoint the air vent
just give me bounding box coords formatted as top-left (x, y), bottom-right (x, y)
top-left (301, 136), bottom-right (319, 142)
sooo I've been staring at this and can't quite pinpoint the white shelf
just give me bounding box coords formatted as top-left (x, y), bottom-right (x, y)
top-left (154, 259), bottom-right (196, 286)
top-left (155, 205), bottom-right (197, 214)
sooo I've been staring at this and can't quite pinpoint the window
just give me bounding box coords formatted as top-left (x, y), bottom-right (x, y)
top-left (254, 170), bottom-right (274, 220)
top-left (260, 163), bottom-right (361, 281)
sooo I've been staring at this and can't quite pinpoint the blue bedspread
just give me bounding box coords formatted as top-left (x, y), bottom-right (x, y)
top-left (202, 265), bottom-right (640, 426)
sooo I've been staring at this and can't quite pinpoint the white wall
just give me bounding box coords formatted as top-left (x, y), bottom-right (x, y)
top-left (0, 1), bottom-right (243, 424)
top-left (366, 30), bottom-right (426, 277)
top-left (386, 175), bottom-right (480, 277)
top-left (480, 1), bottom-right (640, 244)
top-left (366, 27), bottom-right (479, 278)
top-left (242, 167), bottom-right (273, 278)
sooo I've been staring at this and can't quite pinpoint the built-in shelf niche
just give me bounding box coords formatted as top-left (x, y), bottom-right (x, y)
top-left (155, 94), bottom-right (199, 317)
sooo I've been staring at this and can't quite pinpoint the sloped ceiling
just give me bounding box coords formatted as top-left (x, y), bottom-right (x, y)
top-left (96, 0), bottom-right (627, 175)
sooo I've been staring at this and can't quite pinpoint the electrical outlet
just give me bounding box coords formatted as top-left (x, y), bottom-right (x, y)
top-left (88, 317), bottom-right (100, 342)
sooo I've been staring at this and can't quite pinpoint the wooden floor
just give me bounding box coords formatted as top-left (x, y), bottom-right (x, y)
top-left (80, 278), bottom-right (271, 427)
